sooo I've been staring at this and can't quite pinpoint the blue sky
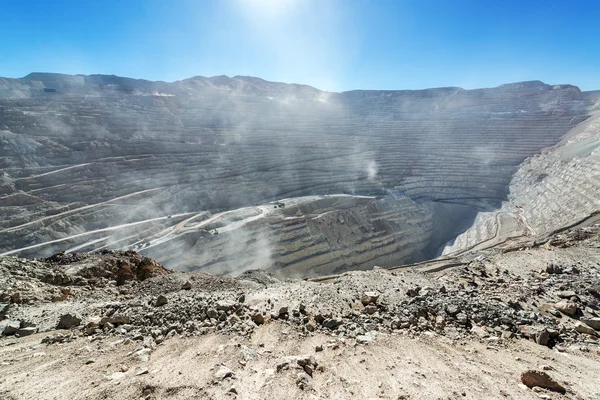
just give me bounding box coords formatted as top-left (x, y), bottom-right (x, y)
top-left (1, 0), bottom-right (598, 91)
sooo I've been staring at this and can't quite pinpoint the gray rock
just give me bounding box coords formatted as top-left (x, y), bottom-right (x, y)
top-left (446, 304), bottom-right (460, 315)
top-left (181, 281), bottom-right (192, 290)
top-left (296, 372), bottom-right (312, 390)
top-left (580, 317), bottom-right (600, 331)
top-left (557, 291), bottom-right (577, 299)
top-left (214, 366), bottom-right (233, 380)
top-left (1, 320), bottom-right (20, 335)
top-left (323, 318), bottom-right (342, 330)
top-left (364, 304), bottom-right (378, 315)
top-left (360, 291), bottom-right (380, 306)
top-left (56, 314), bottom-right (82, 330)
top-left (105, 372), bottom-right (126, 381)
top-left (534, 328), bottom-right (550, 346)
top-left (278, 306), bottom-right (289, 316)
top-left (574, 321), bottom-right (596, 335)
top-left (216, 300), bottom-right (236, 312)
top-left (0, 303), bottom-right (9, 318)
top-left (16, 327), bottom-right (37, 337)
top-left (155, 295), bottom-right (168, 307)
top-left (356, 332), bottom-right (376, 344)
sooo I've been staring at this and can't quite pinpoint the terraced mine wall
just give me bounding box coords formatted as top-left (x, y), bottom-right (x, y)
top-left (0, 74), bottom-right (593, 276)
top-left (444, 109), bottom-right (600, 254)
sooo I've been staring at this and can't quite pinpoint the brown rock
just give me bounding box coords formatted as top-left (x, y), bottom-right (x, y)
top-left (554, 300), bottom-right (578, 316)
top-left (520, 370), bottom-right (566, 394)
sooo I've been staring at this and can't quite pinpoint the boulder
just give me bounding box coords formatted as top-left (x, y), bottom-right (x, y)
top-left (574, 321), bottom-right (596, 335)
top-left (520, 370), bottom-right (566, 394)
top-left (2, 320), bottom-right (21, 336)
top-left (56, 314), bottom-right (82, 330)
top-left (16, 327), bottom-right (37, 337)
top-left (580, 317), bottom-right (600, 331)
top-left (554, 300), bottom-right (578, 316)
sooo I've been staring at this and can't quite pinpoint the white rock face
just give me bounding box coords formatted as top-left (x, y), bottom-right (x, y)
top-left (445, 111), bottom-right (600, 254)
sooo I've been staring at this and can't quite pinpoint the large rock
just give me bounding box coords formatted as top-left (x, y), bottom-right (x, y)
top-left (580, 317), bottom-right (600, 331)
top-left (574, 321), bottom-right (597, 336)
top-left (1, 320), bottom-right (21, 336)
top-left (554, 300), bottom-right (578, 316)
top-left (56, 314), bottom-right (82, 330)
top-left (520, 370), bottom-right (566, 394)
top-left (16, 327), bottom-right (37, 337)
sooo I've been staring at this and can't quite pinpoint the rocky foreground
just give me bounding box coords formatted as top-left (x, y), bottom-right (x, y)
top-left (1, 225), bottom-right (600, 399)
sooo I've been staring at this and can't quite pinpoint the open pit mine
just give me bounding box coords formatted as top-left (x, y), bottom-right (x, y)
top-left (1, 73), bottom-right (599, 277)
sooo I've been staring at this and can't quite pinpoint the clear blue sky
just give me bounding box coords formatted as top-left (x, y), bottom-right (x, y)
top-left (1, 0), bottom-right (598, 91)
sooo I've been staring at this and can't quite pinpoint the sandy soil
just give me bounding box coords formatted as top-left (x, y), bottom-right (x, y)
top-left (2, 322), bottom-right (600, 400)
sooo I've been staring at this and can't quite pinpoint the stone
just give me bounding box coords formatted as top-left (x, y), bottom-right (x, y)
top-left (181, 281), bottom-right (192, 290)
top-left (534, 328), bottom-right (550, 346)
top-left (580, 317), bottom-right (600, 331)
top-left (557, 291), bottom-right (577, 299)
top-left (101, 315), bottom-right (130, 326)
top-left (360, 292), bottom-right (380, 306)
top-left (364, 304), bottom-right (378, 315)
top-left (155, 295), bottom-right (168, 307)
top-left (56, 313), bottom-right (82, 330)
top-left (574, 321), bottom-right (596, 335)
top-left (251, 313), bottom-right (265, 325)
top-left (228, 387), bottom-right (238, 394)
top-left (470, 325), bottom-right (489, 338)
top-left (356, 332), bottom-right (376, 344)
top-left (315, 345), bottom-right (323, 352)
top-left (548, 308), bottom-right (562, 318)
top-left (86, 359), bottom-right (96, 365)
top-left (216, 300), bottom-right (236, 312)
top-left (214, 366), bottom-right (233, 380)
top-left (323, 318), bottom-right (342, 330)
top-left (0, 303), bottom-right (9, 318)
top-left (135, 348), bottom-right (152, 362)
top-left (16, 327), bottom-right (37, 337)
top-left (278, 306), bottom-right (289, 316)
top-left (135, 367), bottom-right (149, 376)
top-left (277, 355), bottom-right (317, 372)
top-left (237, 294), bottom-right (246, 303)
top-left (105, 372), bottom-right (126, 381)
top-left (296, 372), bottom-right (312, 390)
top-left (446, 304), bottom-right (460, 315)
top-left (520, 370), bottom-right (566, 394)
top-left (456, 313), bottom-right (468, 325)
top-left (2, 320), bottom-right (20, 336)
top-left (83, 316), bottom-right (102, 335)
top-left (554, 300), bottom-right (578, 316)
